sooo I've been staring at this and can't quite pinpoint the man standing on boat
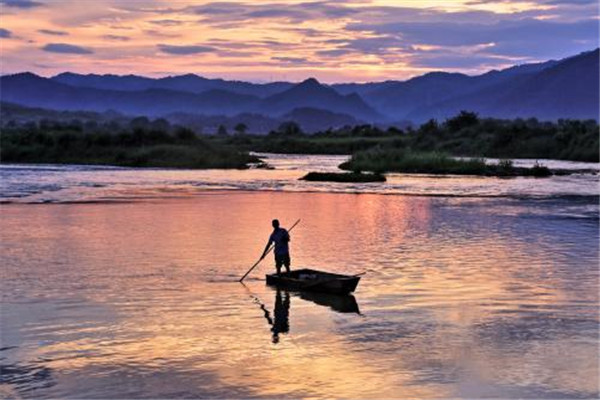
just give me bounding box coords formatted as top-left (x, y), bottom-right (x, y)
top-left (261, 219), bottom-right (291, 275)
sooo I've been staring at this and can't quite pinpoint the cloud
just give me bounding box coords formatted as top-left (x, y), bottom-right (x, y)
top-left (272, 56), bottom-right (309, 63)
top-left (0, 28), bottom-right (12, 38)
top-left (42, 43), bottom-right (93, 54)
top-left (246, 8), bottom-right (309, 21)
top-left (157, 44), bottom-right (215, 55)
top-left (148, 19), bottom-right (183, 26)
top-left (37, 29), bottom-right (69, 36)
top-left (0, 0), bottom-right (43, 8)
top-left (316, 49), bottom-right (353, 57)
top-left (345, 18), bottom-right (599, 56)
top-left (216, 50), bottom-right (259, 58)
top-left (407, 52), bottom-right (513, 69)
top-left (271, 56), bottom-right (322, 66)
top-left (102, 34), bottom-right (130, 41)
top-left (143, 29), bottom-right (181, 38)
top-left (186, 1), bottom-right (360, 24)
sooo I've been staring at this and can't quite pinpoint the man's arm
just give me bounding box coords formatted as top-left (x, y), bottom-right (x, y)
top-left (260, 237), bottom-right (273, 259)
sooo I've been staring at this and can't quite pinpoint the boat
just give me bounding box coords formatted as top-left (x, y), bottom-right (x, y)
top-left (265, 268), bottom-right (361, 295)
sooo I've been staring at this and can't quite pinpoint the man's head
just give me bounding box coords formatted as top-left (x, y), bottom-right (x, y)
top-left (272, 219), bottom-right (280, 229)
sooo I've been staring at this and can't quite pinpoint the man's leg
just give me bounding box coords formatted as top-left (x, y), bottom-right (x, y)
top-left (275, 254), bottom-right (282, 275)
top-left (284, 254), bottom-right (291, 274)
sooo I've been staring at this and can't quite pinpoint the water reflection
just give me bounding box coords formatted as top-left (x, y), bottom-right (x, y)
top-left (245, 285), bottom-right (361, 344)
top-left (297, 292), bottom-right (360, 314)
top-left (1, 192), bottom-right (598, 398)
top-left (272, 289), bottom-right (290, 344)
top-left (0, 346), bottom-right (55, 396)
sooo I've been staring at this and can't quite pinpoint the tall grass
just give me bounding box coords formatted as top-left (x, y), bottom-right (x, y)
top-left (339, 148), bottom-right (552, 177)
top-left (340, 148), bottom-right (487, 175)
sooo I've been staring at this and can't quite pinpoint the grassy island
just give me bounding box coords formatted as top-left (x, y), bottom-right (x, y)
top-left (300, 171), bottom-right (386, 183)
top-left (339, 148), bottom-right (553, 177)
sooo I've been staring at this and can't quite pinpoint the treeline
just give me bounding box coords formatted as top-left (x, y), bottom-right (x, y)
top-left (1, 111), bottom-right (598, 167)
top-left (234, 112), bottom-right (599, 162)
top-left (405, 112), bottom-right (599, 162)
top-left (1, 117), bottom-right (259, 169)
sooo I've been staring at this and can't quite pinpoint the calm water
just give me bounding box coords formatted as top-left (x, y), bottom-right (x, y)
top-left (1, 155), bottom-right (599, 399)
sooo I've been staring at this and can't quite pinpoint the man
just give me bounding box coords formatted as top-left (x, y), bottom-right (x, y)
top-left (260, 219), bottom-right (291, 275)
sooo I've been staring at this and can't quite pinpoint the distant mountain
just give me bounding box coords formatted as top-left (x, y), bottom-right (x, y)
top-left (281, 107), bottom-right (362, 132)
top-left (361, 72), bottom-right (473, 119)
top-left (53, 72), bottom-right (293, 98)
top-left (0, 101), bottom-right (126, 123)
top-left (407, 49), bottom-right (599, 121)
top-left (259, 78), bottom-right (381, 121)
top-left (1, 49), bottom-right (598, 127)
top-left (0, 73), bottom-right (260, 116)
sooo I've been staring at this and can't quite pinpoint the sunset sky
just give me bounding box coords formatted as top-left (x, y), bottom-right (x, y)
top-left (1, 0), bottom-right (598, 82)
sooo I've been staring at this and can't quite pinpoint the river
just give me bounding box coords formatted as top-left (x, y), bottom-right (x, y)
top-left (1, 154), bottom-right (598, 398)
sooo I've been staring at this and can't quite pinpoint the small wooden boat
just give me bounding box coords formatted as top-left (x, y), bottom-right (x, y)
top-left (266, 268), bottom-right (361, 295)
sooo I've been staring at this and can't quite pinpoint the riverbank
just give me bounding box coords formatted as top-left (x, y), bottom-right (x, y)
top-left (2, 113), bottom-right (598, 168)
top-left (0, 128), bottom-right (260, 169)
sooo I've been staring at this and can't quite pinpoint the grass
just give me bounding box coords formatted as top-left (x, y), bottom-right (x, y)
top-left (339, 148), bottom-right (553, 177)
top-left (300, 172), bottom-right (386, 183)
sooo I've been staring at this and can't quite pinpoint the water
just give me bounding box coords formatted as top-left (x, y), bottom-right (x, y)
top-left (1, 155), bottom-right (599, 399)
top-left (1, 154), bottom-right (598, 204)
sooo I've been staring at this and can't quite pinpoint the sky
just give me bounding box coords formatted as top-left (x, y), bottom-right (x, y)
top-left (0, 0), bottom-right (598, 83)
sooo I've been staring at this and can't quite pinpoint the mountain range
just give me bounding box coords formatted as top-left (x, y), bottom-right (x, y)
top-left (0, 49), bottom-right (597, 133)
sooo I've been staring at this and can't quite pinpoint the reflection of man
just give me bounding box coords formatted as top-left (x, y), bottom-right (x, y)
top-left (272, 289), bottom-right (290, 344)
top-left (260, 219), bottom-right (291, 275)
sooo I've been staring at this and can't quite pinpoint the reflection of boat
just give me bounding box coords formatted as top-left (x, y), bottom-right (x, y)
top-left (265, 268), bottom-right (361, 295)
top-left (297, 291), bottom-right (360, 314)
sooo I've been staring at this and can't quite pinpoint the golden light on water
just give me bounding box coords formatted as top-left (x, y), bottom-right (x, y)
top-left (2, 188), bottom-right (597, 397)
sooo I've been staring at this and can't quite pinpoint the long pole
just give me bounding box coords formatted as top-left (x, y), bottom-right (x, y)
top-left (239, 219), bottom-right (301, 282)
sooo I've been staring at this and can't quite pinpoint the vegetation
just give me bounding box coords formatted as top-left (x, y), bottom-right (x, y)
top-left (0, 121), bottom-right (259, 169)
top-left (1, 110), bottom-right (597, 170)
top-left (300, 171), bottom-right (386, 182)
top-left (339, 148), bottom-right (553, 177)
top-left (218, 113), bottom-right (599, 162)
top-left (406, 112), bottom-right (599, 162)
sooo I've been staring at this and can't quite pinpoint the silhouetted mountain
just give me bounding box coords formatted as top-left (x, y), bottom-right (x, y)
top-left (407, 49), bottom-right (599, 121)
top-left (332, 81), bottom-right (398, 97)
top-left (361, 72), bottom-right (473, 119)
top-left (281, 107), bottom-right (362, 132)
top-left (0, 73), bottom-right (260, 116)
top-left (53, 72), bottom-right (292, 98)
top-left (1, 49), bottom-right (597, 126)
top-left (259, 78), bottom-right (381, 121)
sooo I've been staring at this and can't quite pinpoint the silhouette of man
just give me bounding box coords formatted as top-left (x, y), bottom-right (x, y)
top-left (260, 219), bottom-right (291, 275)
top-left (271, 289), bottom-right (290, 344)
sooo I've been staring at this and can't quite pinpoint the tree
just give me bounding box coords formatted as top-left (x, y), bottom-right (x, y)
top-left (277, 121), bottom-right (302, 136)
top-left (129, 116), bottom-right (151, 131)
top-left (175, 127), bottom-right (196, 141)
top-left (217, 124), bottom-right (228, 136)
top-left (151, 118), bottom-right (171, 132)
top-left (445, 111), bottom-right (479, 132)
top-left (234, 122), bottom-right (248, 135)
top-left (419, 119), bottom-right (439, 135)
